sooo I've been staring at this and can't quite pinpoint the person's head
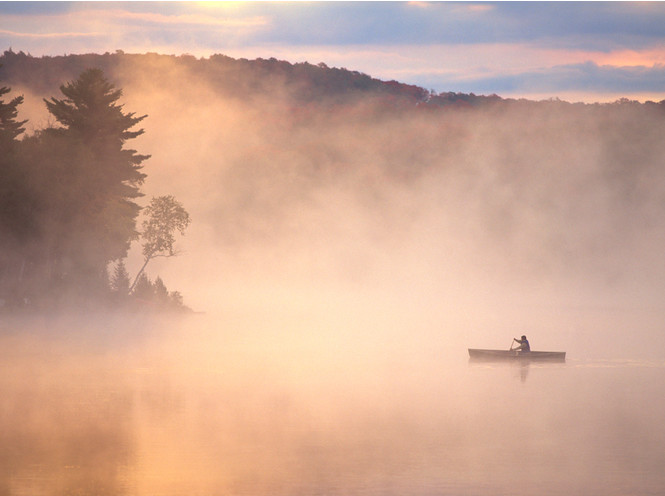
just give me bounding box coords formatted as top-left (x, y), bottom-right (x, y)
top-left (521, 335), bottom-right (527, 340)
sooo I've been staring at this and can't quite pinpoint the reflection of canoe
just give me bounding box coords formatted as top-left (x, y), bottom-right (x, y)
top-left (468, 349), bottom-right (566, 362)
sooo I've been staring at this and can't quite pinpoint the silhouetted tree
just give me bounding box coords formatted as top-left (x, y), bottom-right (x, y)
top-left (0, 74), bottom-right (26, 148)
top-left (169, 290), bottom-right (184, 308)
top-left (153, 276), bottom-right (170, 306)
top-left (131, 272), bottom-right (153, 302)
top-left (0, 74), bottom-right (29, 305)
top-left (110, 259), bottom-right (130, 295)
top-left (35, 68), bottom-right (149, 298)
top-left (129, 196), bottom-right (190, 293)
top-left (125, 271), bottom-right (189, 311)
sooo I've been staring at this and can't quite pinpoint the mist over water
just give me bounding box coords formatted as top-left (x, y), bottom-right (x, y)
top-left (2, 314), bottom-right (665, 496)
top-left (4, 55), bottom-right (665, 494)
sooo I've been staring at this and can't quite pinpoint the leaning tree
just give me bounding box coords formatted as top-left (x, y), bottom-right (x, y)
top-left (129, 195), bottom-right (191, 294)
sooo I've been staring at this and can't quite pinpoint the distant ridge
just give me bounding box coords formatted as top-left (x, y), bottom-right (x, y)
top-left (0, 49), bottom-right (515, 109)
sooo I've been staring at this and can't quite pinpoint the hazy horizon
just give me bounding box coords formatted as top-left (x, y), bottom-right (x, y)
top-left (5, 50), bottom-right (665, 361)
top-left (2, 38), bottom-right (665, 496)
top-left (2, 2), bottom-right (665, 103)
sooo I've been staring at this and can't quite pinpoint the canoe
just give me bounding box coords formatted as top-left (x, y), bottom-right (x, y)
top-left (468, 348), bottom-right (566, 362)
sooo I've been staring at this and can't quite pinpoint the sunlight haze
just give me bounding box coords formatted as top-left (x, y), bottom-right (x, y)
top-left (1, 3), bottom-right (665, 496)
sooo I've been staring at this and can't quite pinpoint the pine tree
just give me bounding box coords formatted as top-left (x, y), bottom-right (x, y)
top-left (0, 76), bottom-right (26, 150)
top-left (39, 69), bottom-right (150, 295)
top-left (131, 272), bottom-right (154, 302)
top-left (169, 290), bottom-right (184, 308)
top-left (153, 276), bottom-right (170, 306)
top-left (110, 259), bottom-right (130, 294)
top-left (0, 74), bottom-right (30, 304)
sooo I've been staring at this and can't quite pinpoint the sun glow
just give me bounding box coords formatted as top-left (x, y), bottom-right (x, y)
top-left (593, 49), bottom-right (665, 67)
top-left (107, 8), bottom-right (268, 29)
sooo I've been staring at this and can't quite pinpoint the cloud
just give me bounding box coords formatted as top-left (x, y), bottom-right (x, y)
top-left (102, 9), bottom-right (269, 29)
top-left (444, 61), bottom-right (665, 98)
top-left (260, 2), bottom-right (665, 49)
top-left (0, 28), bottom-right (100, 39)
top-left (3, 2), bottom-right (665, 48)
top-left (1, 2), bottom-right (665, 102)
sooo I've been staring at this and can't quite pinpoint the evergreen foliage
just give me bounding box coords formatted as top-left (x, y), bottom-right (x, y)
top-left (153, 276), bottom-right (170, 306)
top-left (22, 69), bottom-right (150, 299)
top-left (0, 65), bottom-right (190, 312)
top-left (0, 74), bottom-right (32, 307)
top-left (129, 272), bottom-right (188, 311)
top-left (110, 260), bottom-right (130, 294)
top-left (132, 272), bottom-right (153, 301)
top-left (0, 77), bottom-right (26, 147)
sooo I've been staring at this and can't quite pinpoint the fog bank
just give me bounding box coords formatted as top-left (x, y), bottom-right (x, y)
top-left (9, 54), bottom-right (665, 358)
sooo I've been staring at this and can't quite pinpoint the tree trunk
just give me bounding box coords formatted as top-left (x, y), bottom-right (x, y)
top-left (128, 256), bottom-right (151, 294)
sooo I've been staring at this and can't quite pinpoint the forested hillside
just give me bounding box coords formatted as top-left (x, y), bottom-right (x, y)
top-left (0, 49), bottom-right (497, 108)
top-left (2, 50), bottom-right (665, 313)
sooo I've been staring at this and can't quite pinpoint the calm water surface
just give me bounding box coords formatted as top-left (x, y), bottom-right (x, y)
top-left (1, 312), bottom-right (664, 496)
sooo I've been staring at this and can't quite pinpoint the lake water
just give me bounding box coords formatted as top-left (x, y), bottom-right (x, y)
top-left (2, 311), bottom-right (664, 496)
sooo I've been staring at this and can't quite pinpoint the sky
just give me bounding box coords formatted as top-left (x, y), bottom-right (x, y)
top-left (1, 1), bottom-right (665, 102)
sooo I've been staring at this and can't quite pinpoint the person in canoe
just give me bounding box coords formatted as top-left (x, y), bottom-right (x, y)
top-left (513, 335), bottom-right (530, 352)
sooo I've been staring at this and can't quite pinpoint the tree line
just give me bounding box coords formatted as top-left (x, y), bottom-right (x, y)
top-left (0, 67), bottom-right (190, 312)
